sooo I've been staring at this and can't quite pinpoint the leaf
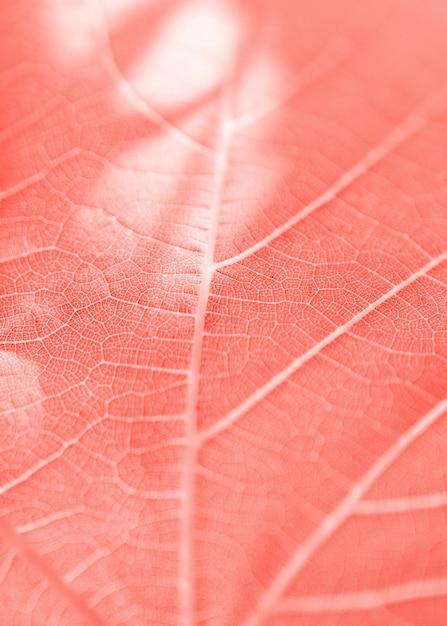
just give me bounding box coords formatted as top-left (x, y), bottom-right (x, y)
top-left (1, 0), bottom-right (447, 624)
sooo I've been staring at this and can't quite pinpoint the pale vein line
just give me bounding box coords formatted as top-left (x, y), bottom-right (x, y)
top-left (241, 396), bottom-right (447, 626)
top-left (0, 416), bottom-right (108, 497)
top-left (200, 251), bottom-right (447, 445)
top-left (17, 506), bottom-right (86, 534)
top-left (0, 515), bottom-right (105, 625)
top-left (0, 148), bottom-right (82, 201)
top-left (0, 550), bottom-right (14, 585)
top-left (215, 89), bottom-right (447, 271)
top-left (63, 548), bottom-right (110, 584)
top-left (97, 0), bottom-right (214, 156)
top-left (179, 92), bottom-right (234, 626)
top-left (355, 492), bottom-right (447, 515)
top-left (275, 578), bottom-right (447, 613)
top-left (0, 97), bottom-right (62, 144)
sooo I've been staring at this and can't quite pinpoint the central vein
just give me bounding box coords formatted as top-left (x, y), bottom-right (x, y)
top-left (180, 92), bottom-right (234, 626)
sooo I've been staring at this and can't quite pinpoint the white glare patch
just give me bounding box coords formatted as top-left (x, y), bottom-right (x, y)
top-left (41, 0), bottom-right (104, 65)
top-left (125, 0), bottom-right (240, 111)
top-left (0, 352), bottom-right (44, 432)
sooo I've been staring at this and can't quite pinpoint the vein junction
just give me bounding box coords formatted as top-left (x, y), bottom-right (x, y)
top-left (180, 92), bottom-right (234, 626)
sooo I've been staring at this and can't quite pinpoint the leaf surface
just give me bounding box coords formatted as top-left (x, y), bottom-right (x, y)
top-left (1, 1), bottom-right (447, 624)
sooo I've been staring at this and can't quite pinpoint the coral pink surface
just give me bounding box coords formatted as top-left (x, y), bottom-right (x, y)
top-left (1, 1), bottom-right (447, 624)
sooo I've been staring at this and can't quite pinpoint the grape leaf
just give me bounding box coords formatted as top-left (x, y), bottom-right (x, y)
top-left (1, 1), bottom-right (447, 625)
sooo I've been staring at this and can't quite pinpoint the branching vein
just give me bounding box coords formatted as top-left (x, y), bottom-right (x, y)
top-left (180, 89), bottom-right (234, 626)
top-left (355, 491), bottom-right (447, 515)
top-left (241, 395), bottom-right (447, 626)
top-left (215, 88), bottom-right (447, 270)
top-left (275, 577), bottom-right (447, 613)
top-left (200, 251), bottom-right (447, 444)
